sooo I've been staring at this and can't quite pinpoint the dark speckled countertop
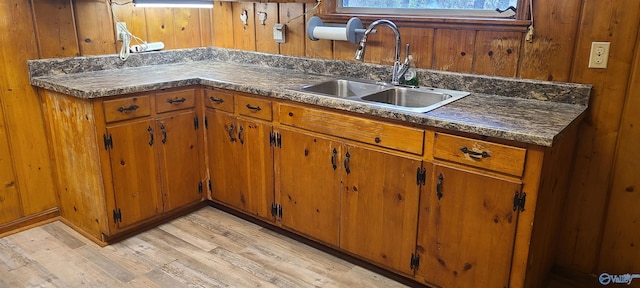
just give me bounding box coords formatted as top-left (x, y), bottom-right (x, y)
top-left (28, 47), bottom-right (591, 147)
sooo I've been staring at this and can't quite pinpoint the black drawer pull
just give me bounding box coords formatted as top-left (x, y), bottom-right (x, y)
top-left (460, 147), bottom-right (490, 159)
top-left (331, 148), bottom-right (338, 170)
top-left (209, 96), bottom-right (224, 104)
top-left (245, 104), bottom-right (262, 111)
top-left (117, 105), bottom-right (139, 113)
top-left (160, 124), bottom-right (167, 144)
top-left (167, 97), bottom-right (187, 104)
top-left (228, 123), bottom-right (236, 142)
top-left (436, 173), bottom-right (444, 200)
top-left (147, 126), bottom-right (154, 146)
top-left (344, 152), bottom-right (351, 174)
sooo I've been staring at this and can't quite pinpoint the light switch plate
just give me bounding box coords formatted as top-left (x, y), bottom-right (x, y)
top-left (274, 23), bottom-right (285, 43)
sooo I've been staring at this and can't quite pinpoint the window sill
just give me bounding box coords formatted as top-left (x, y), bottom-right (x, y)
top-left (320, 13), bottom-right (531, 32)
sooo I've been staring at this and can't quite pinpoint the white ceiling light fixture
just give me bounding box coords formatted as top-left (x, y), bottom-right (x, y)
top-left (133, 0), bottom-right (214, 8)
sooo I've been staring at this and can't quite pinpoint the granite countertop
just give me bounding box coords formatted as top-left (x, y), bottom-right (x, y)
top-left (29, 49), bottom-right (590, 147)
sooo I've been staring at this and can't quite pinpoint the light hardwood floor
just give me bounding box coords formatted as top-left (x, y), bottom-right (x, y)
top-left (0, 207), bottom-right (411, 288)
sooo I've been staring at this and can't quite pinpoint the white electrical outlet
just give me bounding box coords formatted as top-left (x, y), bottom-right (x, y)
top-left (274, 23), bottom-right (285, 43)
top-left (115, 22), bottom-right (127, 41)
top-left (589, 41), bottom-right (610, 69)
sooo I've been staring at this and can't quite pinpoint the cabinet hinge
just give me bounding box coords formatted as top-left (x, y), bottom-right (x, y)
top-left (204, 116), bottom-right (208, 129)
top-left (271, 203), bottom-right (282, 218)
top-left (416, 167), bottom-right (426, 186)
top-left (513, 191), bottom-right (527, 212)
top-left (194, 116), bottom-right (199, 130)
top-left (113, 208), bottom-right (122, 223)
top-left (198, 181), bottom-right (203, 194)
top-left (270, 132), bottom-right (282, 148)
top-left (103, 133), bottom-right (113, 150)
top-left (410, 253), bottom-right (421, 270)
top-left (208, 179), bottom-right (212, 192)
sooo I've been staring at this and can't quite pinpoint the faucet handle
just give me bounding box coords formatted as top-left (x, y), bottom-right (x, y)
top-left (403, 43), bottom-right (411, 65)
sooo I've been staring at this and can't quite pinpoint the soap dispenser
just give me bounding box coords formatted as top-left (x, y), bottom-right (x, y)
top-left (402, 55), bottom-right (419, 86)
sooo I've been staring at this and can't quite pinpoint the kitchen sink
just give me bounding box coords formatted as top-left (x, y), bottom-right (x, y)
top-left (292, 78), bottom-right (470, 113)
top-left (360, 86), bottom-right (470, 113)
top-left (297, 79), bottom-right (387, 97)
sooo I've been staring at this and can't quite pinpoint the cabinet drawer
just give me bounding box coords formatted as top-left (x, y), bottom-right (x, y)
top-left (433, 133), bottom-right (526, 177)
top-left (235, 95), bottom-right (272, 121)
top-left (156, 89), bottom-right (196, 113)
top-left (103, 95), bottom-right (151, 123)
top-left (279, 103), bottom-right (424, 155)
top-left (205, 88), bottom-right (234, 112)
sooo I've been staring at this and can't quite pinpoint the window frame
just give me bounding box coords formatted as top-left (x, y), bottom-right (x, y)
top-left (321, 0), bottom-right (531, 32)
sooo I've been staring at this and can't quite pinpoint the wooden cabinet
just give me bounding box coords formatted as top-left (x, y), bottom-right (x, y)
top-left (42, 85), bottom-right (578, 287)
top-left (206, 89), bottom-right (274, 221)
top-left (339, 143), bottom-right (423, 275)
top-left (105, 90), bottom-right (203, 231)
top-left (42, 87), bottom-right (205, 244)
top-left (276, 128), bottom-right (342, 246)
top-left (415, 164), bottom-right (522, 287)
top-left (275, 103), bottom-right (425, 273)
top-left (156, 111), bottom-right (202, 211)
top-left (105, 119), bottom-right (162, 229)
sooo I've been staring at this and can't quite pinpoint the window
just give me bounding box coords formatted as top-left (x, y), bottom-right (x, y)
top-left (338, 0), bottom-right (521, 18)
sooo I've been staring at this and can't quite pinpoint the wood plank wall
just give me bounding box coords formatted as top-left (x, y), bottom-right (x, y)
top-left (1, 0), bottom-right (639, 280)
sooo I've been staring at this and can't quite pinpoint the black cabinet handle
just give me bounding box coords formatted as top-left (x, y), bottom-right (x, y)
top-left (460, 147), bottom-right (490, 159)
top-left (436, 173), bottom-right (444, 200)
top-left (209, 96), bottom-right (224, 104)
top-left (147, 126), bottom-right (154, 146)
top-left (228, 123), bottom-right (236, 142)
top-left (331, 148), bottom-right (337, 170)
top-left (245, 104), bottom-right (262, 111)
top-left (160, 124), bottom-right (167, 144)
top-left (238, 125), bottom-right (245, 145)
top-left (344, 152), bottom-right (351, 174)
top-left (167, 97), bottom-right (186, 104)
top-left (117, 105), bottom-right (139, 113)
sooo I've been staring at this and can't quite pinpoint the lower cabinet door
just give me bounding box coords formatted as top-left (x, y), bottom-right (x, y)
top-left (339, 144), bottom-right (423, 276)
top-left (415, 164), bottom-right (522, 288)
top-left (208, 110), bottom-right (244, 209)
top-left (236, 118), bottom-right (274, 221)
top-left (107, 119), bottom-right (162, 229)
top-left (276, 128), bottom-right (342, 247)
top-left (157, 111), bottom-right (202, 211)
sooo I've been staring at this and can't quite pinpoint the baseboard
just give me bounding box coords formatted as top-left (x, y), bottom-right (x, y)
top-left (0, 207), bottom-right (60, 237)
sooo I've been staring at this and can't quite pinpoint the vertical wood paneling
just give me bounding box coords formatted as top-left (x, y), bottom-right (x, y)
top-left (364, 28), bottom-right (397, 65)
top-left (517, 0), bottom-right (582, 81)
top-left (278, 3), bottom-right (305, 56)
top-left (473, 31), bottom-right (521, 77)
top-left (254, 3), bottom-right (279, 54)
top-left (0, 0), bottom-right (57, 216)
top-left (433, 29), bottom-right (475, 73)
top-left (213, 1), bottom-right (234, 48)
top-left (232, 2), bottom-right (256, 51)
top-left (557, 0), bottom-right (640, 273)
top-left (145, 8), bottom-right (176, 49)
top-left (304, 3), bottom-right (332, 59)
top-left (73, 0), bottom-right (116, 55)
top-left (599, 27), bottom-right (640, 273)
top-left (0, 105), bottom-right (22, 224)
top-left (333, 41), bottom-right (357, 62)
top-left (401, 27), bottom-right (434, 69)
top-left (31, 0), bottom-right (79, 58)
top-left (173, 8), bottom-right (201, 49)
top-left (199, 8), bottom-right (214, 47)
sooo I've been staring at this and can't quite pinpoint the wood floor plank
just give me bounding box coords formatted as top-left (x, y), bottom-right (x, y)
top-left (0, 206), bottom-right (411, 288)
top-left (41, 222), bottom-right (87, 249)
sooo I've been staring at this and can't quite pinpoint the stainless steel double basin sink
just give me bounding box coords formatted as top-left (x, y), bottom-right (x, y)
top-left (290, 78), bottom-right (470, 113)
